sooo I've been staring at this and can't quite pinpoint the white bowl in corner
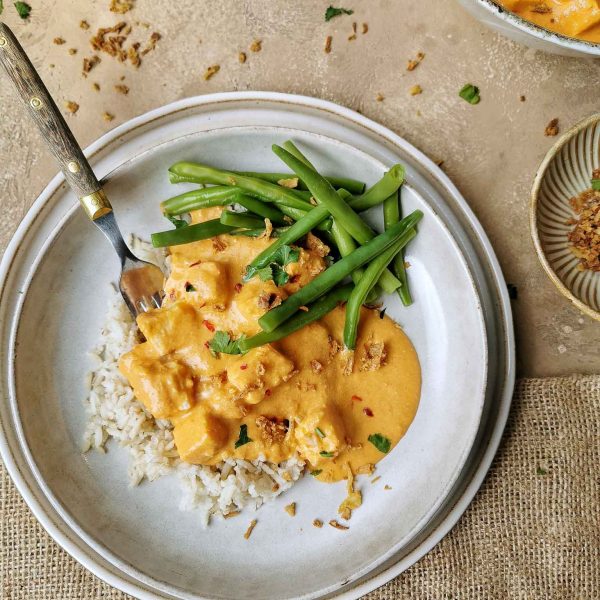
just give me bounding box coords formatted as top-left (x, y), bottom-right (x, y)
top-left (456, 0), bottom-right (600, 57)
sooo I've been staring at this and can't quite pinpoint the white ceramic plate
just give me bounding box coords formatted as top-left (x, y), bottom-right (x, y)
top-left (0, 92), bottom-right (515, 600)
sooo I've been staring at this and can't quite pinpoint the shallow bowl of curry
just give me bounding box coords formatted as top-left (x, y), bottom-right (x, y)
top-left (0, 92), bottom-right (515, 600)
top-left (458, 0), bottom-right (600, 56)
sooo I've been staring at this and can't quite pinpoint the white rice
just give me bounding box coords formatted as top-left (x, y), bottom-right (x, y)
top-left (82, 239), bottom-right (304, 527)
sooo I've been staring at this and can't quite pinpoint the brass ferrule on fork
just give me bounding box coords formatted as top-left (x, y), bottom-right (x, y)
top-left (79, 189), bottom-right (112, 220)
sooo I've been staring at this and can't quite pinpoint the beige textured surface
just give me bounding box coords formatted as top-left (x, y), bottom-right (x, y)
top-left (0, 0), bottom-right (599, 376)
top-left (2, 376), bottom-right (599, 599)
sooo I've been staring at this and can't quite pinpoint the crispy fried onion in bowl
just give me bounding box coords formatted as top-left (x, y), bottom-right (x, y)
top-left (83, 171), bottom-right (421, 527)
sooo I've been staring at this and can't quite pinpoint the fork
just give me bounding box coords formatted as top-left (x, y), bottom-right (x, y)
top-left (0, 23), bottom-right (164, 317)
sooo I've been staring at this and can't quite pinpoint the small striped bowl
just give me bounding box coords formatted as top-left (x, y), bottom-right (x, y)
top-left (531, 114), bottom-right (600, 320)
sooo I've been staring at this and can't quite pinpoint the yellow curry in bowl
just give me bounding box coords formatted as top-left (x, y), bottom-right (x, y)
top-left (496, 0), bottom-right (600, 43)
top-left (119, 207), bottom-right (421, 483)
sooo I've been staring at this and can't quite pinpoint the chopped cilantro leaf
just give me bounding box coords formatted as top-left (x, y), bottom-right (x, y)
top-left (591, 178), bottom-right (600, 191)
top-left (166, 214), bottom-right (188, 229)
top-left (208, 331), bottom-right (246, 356)
top-left (319, 451), bottom-right (334, 458)
top-left (256, 265), bottom-right (274, 281)
top-left (14, 1), bottom-right (31, 18)
top-left (271, 264), bottom-right (290, 286)
top-left (459, 84), bottom-right (480, 105)
top-left (310, 469), bottom-right (322, 476)
top-left (235, 424), bottom-right (252, 448)
top-left (325, 5), bottom-right (353, 21)
top-left (271, 245), bottom-right (300, 267)
top-left (368, 433), bottom-right (391, 454)
top-left (244, 244), bottom-right (299, 286)
top-left (185, 282), bottom-right (196, 292)
top-left (315, 427), bottom-right (326, 438)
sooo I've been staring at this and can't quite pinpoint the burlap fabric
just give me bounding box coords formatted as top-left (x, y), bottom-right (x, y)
top-left (2, 376), bottom-right (599, 599)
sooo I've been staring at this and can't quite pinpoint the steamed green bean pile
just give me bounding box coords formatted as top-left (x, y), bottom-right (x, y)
top-left (152, 141), bottom-right (421, 351)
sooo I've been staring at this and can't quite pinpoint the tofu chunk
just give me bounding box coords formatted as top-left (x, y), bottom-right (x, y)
top-left (294, 402), bottom-right (347, 464)
top-left (228, 345), bottom-right (296, 404)
top-left (172, 404), bottom-right (229, 463)
top-left (119, 345), bottom-right (196, 419)
top-left (136, 301), bottom-right (200, 355)
top-left (164, 261), bottom-right (229, 309)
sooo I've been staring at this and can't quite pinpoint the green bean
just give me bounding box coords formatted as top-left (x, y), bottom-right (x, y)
top-left (274, 146), bottom-right (401, 293)
top-left (237, 171), bottom-right (365, 195)
top-left (239, 284), bottom-right (353, 352)
top-left (350, 165), bottom-right (406, 212)
top-left (234, 194), bottom-right (287, 224)
top-left (161, 186), bottom-right (240, 215)
top-left (330, 220), bottom-right (362, 282)
top-left (277, 205), bottom-right (333, 232)
top-left (230, 227), bottom-right (290, 238)
top-left (168, 162), bottom-right (315, 212)
top-left (282, 140), bottom-right (315, 169)
top-left (343, 233), bottom-right (414, 349)
top-left (384, 190), bottom-right (412, 306)
top-left (220, 211), bottom-right (265, 229)
top-left (273, 145), bottom-right (374, 243)
top-left (258, 211), bottom-right (423, 332)
top-left (151, 219), bottom-right (234, 248)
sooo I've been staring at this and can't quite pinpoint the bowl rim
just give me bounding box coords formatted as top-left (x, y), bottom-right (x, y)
top-left (474, 0), bottom-right (600, 55)
top-left (530, 112), bottom-right (600, 322)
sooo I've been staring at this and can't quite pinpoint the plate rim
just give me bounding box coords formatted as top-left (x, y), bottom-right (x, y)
top-left (0, 91), bottom-right (515, 599)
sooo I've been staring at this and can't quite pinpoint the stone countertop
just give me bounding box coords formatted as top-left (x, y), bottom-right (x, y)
top-left (1, 0), bottom-right (599, 377)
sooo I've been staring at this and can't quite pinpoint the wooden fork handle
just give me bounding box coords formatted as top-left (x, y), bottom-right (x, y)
top-left (0, 23), bottom-right (112, 220)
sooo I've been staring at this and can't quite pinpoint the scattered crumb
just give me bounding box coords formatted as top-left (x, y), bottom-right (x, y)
top-left (562, 325), bottom-right (573, 334)
top-left (362, 23), bottom-right (368, 34)
top-left (356, 463), bottom-right (374, 476)
top-left (250, 39), bottom-right (262, 52)
top-left (68, 48), bottom-right (77, 55)
top-left (65, 101), bottom-right (79, 114)
top-left (410, 84), bottom-right (423, 96)
top-left (53, 37), bottom-right (66, 45)
top-left (110, 0), bottom-right (134, 14)
top-left (329, 520), bottom-right (349, 531)
top-left (239, 51), bottom-right (247, 63)
top-left (544, 118), bottom-right (559, 137)
top-left (567, 174), bottom-right (600, 271)
top-left (277, 177), bottom-right (299, 189)
top-left (103, 112), bottom-right (115, 122)
top-left (375, 93), bottom-right (384, 102)
top-left (384, 485), bottom-right (392, 490)
top-left (557, 344), bottom-right (567, 354)
top-left (141, 32), bottom-right (161, 56)
top-left (298, 306), bottom-right (309, 312)
top-left (223, 511), bottom-right (240, 519)
top-left (520, 95), bottom-right (526, 102)
top-left (80, 20), bottom-right (90, 30)
top-left (244, 519), bottom-right (257, 539)
top-left (92, 82), bottom-right (100, 91)
top-left (284, 502), bottom-right (296, 517)
top-left (49, 64), bottom-right (55, 68)
top-left (203, 65), bottom-right (220, 81)
top-left (371, 476), bottom-right (381, 484)
top-left (114, 84), bottom-right (129, 95)
top-left (324, 35), bottom-right (332, 54)
top-left (82, 55), bottom-right (101, 76)
top-left (128, 43), bottom-right (141, 67)
top-left (348, 33), bottom-right (357, 41)
top-left (313, 519), bottom-right (323, 528)
top-left (407, 52), bottom-right (425, 71)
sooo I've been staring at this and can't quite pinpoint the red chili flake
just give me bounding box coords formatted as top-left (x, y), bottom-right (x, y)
top-left (203, 320), bottom-right (215, 332)
top-left (189, 260), bottom-right (202, 267)
top-left (351, 395), bottom-right (362, 402)
top-left (240, 364), bottom-right (248, 370)
top-left (204, 341), bottom-right (210, 349)
top-left (264, 388), bottom-right (272, 397)
top-left (234, 283), bottom-right (243, 293)
top-left (363, 407), bottom-right (374, 417)
top-left (289, 274), bottom-right (301, 284)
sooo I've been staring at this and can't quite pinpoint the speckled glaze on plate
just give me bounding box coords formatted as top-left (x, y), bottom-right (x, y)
top-left (0, 92), bottom-right (515, 600)
top-left (457, 0), bottom-right (600, 56)
top-left (531, 114), bottom-right (600, 320)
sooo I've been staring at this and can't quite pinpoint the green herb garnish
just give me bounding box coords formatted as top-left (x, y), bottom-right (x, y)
top-left (368, 433), bottom-right (391, 454)
top-left (185, 283), bottom-right (196, 292)
top-left (235, 424), bottom-right (252, 448)
top-left (310, 469), bottom-right (322, 476)
top-left (325, 5), bottom-right (354, 21)
top-left (208, 331), bottom-right (246, 356)
top-left (167, 214), bottom-right (188, 229)
top-left (319, 451), bottom-right (334, 458)
top-left (315, 427), bottom-right (326, 438)
top-left (245, 244), bottom-right (299, 286)
top-left (591, 179), bottom-right (600, 191)
top-left (14, 1), bottom-right (31, 18)
top-left (459, 83), bottom-right (480, 105)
